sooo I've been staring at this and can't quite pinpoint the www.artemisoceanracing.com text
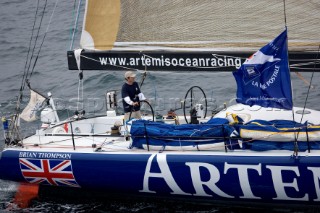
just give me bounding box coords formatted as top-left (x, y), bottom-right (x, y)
top-left (98, 55), bottom-right (243, 69)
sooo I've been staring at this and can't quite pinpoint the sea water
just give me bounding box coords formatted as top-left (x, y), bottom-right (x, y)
top-left (0, 0), bottom-right (320, 212)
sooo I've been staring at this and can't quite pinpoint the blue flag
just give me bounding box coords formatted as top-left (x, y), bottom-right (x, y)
top-left (233, 29), bottom-right (293, 110)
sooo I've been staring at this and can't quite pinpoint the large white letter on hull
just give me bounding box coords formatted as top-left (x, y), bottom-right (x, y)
top-left (185, 162), bottom-right (233, 198)
top-left (224, 163), bottom-right (261, 199)
top-left (140, 154), bottom-right (190, 195)
top-left (266, 165), bottom-right (308, 201)
top-left (307, 167), bottom-right (320, 201)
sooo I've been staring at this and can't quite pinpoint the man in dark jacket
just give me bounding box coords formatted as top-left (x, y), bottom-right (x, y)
top-left (122, 71), bottom-right (146, 120)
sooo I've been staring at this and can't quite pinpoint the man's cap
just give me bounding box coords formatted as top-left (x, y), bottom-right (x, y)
top-left (125, 71), bottom-right (136, 79)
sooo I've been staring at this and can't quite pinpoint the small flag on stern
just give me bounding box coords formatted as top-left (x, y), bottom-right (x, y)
top-left (20, 89), bottom-right (47, 122)
top-left (233, 29), bottom-right (293, 110)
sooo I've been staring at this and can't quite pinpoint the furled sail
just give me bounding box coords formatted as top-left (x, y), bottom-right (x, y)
top-left (20, 90), bottom-right (47, 122)
top-left (69, 0), bottom-right (320, 71)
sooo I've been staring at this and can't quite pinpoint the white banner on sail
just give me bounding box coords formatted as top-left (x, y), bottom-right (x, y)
top-left (20, 90), bottom-right (46, 122)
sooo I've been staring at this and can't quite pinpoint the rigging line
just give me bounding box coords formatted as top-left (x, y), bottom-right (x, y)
top-left (23, 0), bottom-right (48, 90)
top-left (68, 0), bottom-right (77, 50)
top-left (290, 58), bottom-right (320, 62)
top-left (77, 71), bottom-right (84, 111)
top-left (77, 77), bottom-right (81, 110)
top-left (290, 61), bottom-right (320, 67)
top-left (283, 0), bottom-right (287, 27)
top-left (20, 0), bottom-right (40, 92)
top-left (212, 54), bottom-right (247, 60)
top-left (82, 74), bottom-right (84, 110)
top-left (286, 31), bottom-right (299, 155)
top-left (70, 0), bottom-right (83, 50)
top-left (294, 72), bottom-right (314, 89)
top-left (290, 62), bottom-right (318, 70)
top-left (299, 44), bottom-right (320, 124)
top-left (290, 67), bottom-right (320, 71)
top-left (149, 72), bottom-right (158, 108)
top-left (290, 60), bottom-right (320, 70)
top-left (292, 43), bottom-right (319, 146)
top-left (29, 0), bottom-right (60, 80)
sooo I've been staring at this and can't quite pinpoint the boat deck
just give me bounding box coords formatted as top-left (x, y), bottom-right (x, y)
top-left (5, 133), bottom-right (317, 158)
top-left (5, 103), bottom-right (320, 156)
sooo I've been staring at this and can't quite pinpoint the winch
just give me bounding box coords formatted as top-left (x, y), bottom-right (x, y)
top-left (110, 121), bottom-right (122, 136)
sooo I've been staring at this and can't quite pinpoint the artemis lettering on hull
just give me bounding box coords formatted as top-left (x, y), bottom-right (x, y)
top-left (140, 154), bottom-right (320, 202)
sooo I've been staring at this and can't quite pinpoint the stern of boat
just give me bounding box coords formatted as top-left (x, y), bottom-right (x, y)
top-left (0, 149), bottom-right (25, 182)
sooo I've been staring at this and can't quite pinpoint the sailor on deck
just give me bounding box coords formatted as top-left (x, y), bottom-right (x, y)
top-left (122, 71), bottom-right (146, 121)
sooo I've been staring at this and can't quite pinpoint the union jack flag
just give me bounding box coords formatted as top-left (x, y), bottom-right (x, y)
top-left (19, 158), bottom-right (80, 187)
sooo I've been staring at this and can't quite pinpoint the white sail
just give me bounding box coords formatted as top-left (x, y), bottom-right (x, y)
top-left (80, 0), bottom-right (320, 51)
top-left (20, 90), bottom-right (46, 122)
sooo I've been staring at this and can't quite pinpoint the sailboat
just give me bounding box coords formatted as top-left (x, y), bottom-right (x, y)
top-left (1, 0), bottom-right (320, 207)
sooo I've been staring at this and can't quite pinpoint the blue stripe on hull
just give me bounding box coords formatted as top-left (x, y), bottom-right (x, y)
top-left (0, 150), bottom-right (320, 205)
